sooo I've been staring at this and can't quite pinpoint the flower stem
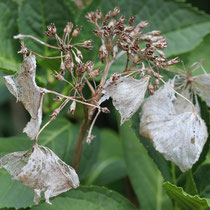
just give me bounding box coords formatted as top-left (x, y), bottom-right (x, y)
top-left (73, 106), bottom-right (91, 173)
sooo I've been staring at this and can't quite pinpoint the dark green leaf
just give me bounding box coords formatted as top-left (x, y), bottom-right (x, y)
top-left (0, 172), bottom-right (34, 209)
top-left (163, 181), bottom-right (210, 210)
top-left (85, 129), bottom-right (127, 185)
top-left (120, 120), bottom-right (171, 210)
top-left (194, 164), bottom-right (210, 196)
top-left (61, 185), bottom-right (137, 210)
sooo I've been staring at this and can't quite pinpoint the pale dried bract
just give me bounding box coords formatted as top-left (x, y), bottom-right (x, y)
top-left (4, 55), bottom-right (43, 139)
top-left (0, 144), bottom-right (79, 205)
top-left (140, 81), bottom-right (208, 172)
top-left (99, 75), bottom-right (150, 124)
top-left (193, 73), bottom-right (210, 107)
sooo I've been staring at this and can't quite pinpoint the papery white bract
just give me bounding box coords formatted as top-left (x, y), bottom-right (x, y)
top-left (4, 55), bottom-right (43, 139)
top-left (193, 74), bottom-right (210, 107)
top-left (140, 81), bottom-right (208, 172)
top-left (99, 75), bottom-right (150, 125)
top-left (0, 144), bottom-right (79, 205)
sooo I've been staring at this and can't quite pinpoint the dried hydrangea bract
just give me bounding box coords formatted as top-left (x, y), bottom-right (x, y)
top-left (140, 82), bottom-right (208, 172)
top-left (4, 55), bottom-right (43, 139)
top-left (0, 144), bottom-right (79, 205)
top-left (193, 74), bottom-right (210, 107)
top-left (100, 75), bottom-right (150, 125)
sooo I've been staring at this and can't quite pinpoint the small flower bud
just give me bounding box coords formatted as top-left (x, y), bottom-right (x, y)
top-left (112, 45), bottom-right (118, 58)
top-left (96, 10), bottom-right (102, 20)
top-left (98, 44), bottom-right (107, 63)
top-left (156, 49), bottom-right (166, 59)
top-left (101, 107), bottom-right (110, 114)
top-left (154, 79), bottom-right (159, 89)
top-left (46, 23), bottom-right (56, 36)
top-left (65, 54), bottom-right (74, 73)
top-left (72, 26), bottom-right (82, 37)
top-left (88, 68), bottom-right (100, 79)
top-left (76, 63), bottom-right (85, 77)
top-left (129, 16), bottom-right (135, 26)
top-left (60, 61), bottom-right (66, 75)
top-left (69, 101), bottom-right (76, 115)
top-left (163, 57), bottom-right (180, 66)
top-left (112, 7), bottom-right (120, 17)
top-left (149, 30), bottom-right (161, 36)
top-left (75, 48), bottom-right (83, 60)
top-left (64, 22), bottom-right (73, 34)
top-left (51, 70), bottom-right (65, 81)
top-left (85, 61), bottom-right (94, 73)
top-left (148, 83), bottom-right (154, 95)
top-left (53, 96), bottom-right (62, 101)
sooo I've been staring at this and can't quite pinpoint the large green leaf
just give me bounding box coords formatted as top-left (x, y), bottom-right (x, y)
top-left (18, 0), bottom-right (78, 55)
top-left (0, 172), bottom-right (34, 209)
top-left (78, 0), bottom-right (210, 62)
top-left (163, 182), bottom-right (210, 210)
top-left (0, 0), bottom-right (20, 73)
top-left (194, 164), bottom-right (210, 196)
top-left (31, 185), bottom-right (136, 210)
top-left (178, 34), bottom-right (210, 75)
top-left (120, 120), bottom-right (171, 210)
top-left (85, 129), bottom-right (127, 185)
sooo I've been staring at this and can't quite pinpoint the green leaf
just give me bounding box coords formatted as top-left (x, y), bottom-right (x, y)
top-left (185, 170), bottom-right (198, 196)
top-left (61, 185), bottom-right (137, 210)
top-left (18, 0), bottom-right (77, 55)
top-left (163, 182), bottom-right (210, 210)
top-left (0, 172), bottom-right (34, 209)
top-left (78, 0), bottom-right (210, 62)
top-left (178, 34), bottom-right (210, 75)
top-left (31, 185), bottom-right (136, 210)
top-left (194, 164), bottom-right (210, 196)
top-left (0, 0), bottom-right (19, 60)
top-left (85, 129), bottom-right (127, 185)
top-left (120, 120), bottom-right (171, 210)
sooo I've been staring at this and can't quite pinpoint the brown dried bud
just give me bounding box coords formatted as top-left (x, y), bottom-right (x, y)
top-left (75, 48), bottom-right (83, 60)
top-left (112, 45), bottom-right (118, 58)
top-left (133, 55), bottom-right (140, 63)
top-left (140, 34), bottom-right (152, 42)
top-left (163, 57), bottom-right (180, 66)
top-left (60, 61), bottom-right (66, 75)
top-left (69, 101), bottom-right (76, 115)
top-left (101, 107), bottom-right (110, 114)
top-left (148, 83), bottom-right (154, 95)
top-left (72, 26), bottom-right (82, 37)
top-left (154, 79), bottom-right (159, 89)
top-left (85, 61), bottom-right (94, 73)
top-left (51, 70), bottom-right (65, 81)
top-left (88, 68), bottom-right (100, 79)
top-left (136, 20), bottom-right (149, 30)
top-left (65, 54), bottom-right (74, 73)
top-left (64, 22), bottom-right (73, 34)
top-left (155, 57), bottom-right (165, 63)
top-left (53, 96), bottom-right (62, 101)
top-left (76, 63), bottom-right (85, 77)
top-left (86, 12), bottom-right (97, 23)
top-left (129, 16), bottom-right (135, 26)
top-left (98, 44), bottom-right (107, 63)
top-left (46, 23), bottom-right (56, 36)
top-left (112, 7), bottom-right (120, 17)
top-left (108, 19), bottom-right (116, 29)
top-left (96, 10), bottom-right (102, 20)
top-left (103, 11), bottom-right (112, 25)
top-left (149, 30), bottom-right (162, 36)
top-left (124, 26), bottom-right (135, 32)
top-left (94, 30), bottom-right (102, 37)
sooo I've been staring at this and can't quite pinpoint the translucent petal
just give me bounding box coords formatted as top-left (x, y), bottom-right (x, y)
top-left (0, 145), bottom-right (79, 205)
top-left (4, 55), bottom-right (43, 139)
top-left (100, 75), bottom-right (149, 124)
top-left (193, 74), bottom-right (210, 107)
top-left (140, 82), bottom-right (208, 172)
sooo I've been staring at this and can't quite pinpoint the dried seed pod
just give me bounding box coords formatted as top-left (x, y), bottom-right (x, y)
top-left (99, 75), bottom-right (150, 124)
top-left (72, 26), bottom-right (82, 37)
top-left (140, 80), bottom-right (208, 172)
top-left (4, 55), bottom-right (43, 139)
top-left (64, 22), bottom-right (73, 34)
top-left (129, 16), bottom-right (135, 26)
top-left (112, 7), bottom-right (120, 17)
top-left (69, 101), bottom-right (76, 115)
top-left (64, 54), bottom-right (74, 73)
top-left (0, 144), bottom-right (79, 205)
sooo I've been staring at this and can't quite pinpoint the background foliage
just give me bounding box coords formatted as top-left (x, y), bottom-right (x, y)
top-left (0, 0), bottom-right (210, 209)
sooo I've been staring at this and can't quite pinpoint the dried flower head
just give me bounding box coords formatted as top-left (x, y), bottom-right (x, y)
top-left (0, 144), bottom-right (79, 205)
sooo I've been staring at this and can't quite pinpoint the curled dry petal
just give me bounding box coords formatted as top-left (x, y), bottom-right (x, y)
top-left (0, 144), bottom-right (79, 205)
top-left (140, 81), bottom-right (208, 172)
top-left (99, 75), bottom-right (150, 125)
top-left (193, 74), bottom-right (210, 107)
top-left (4, 55), bottom-right (43, 139)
